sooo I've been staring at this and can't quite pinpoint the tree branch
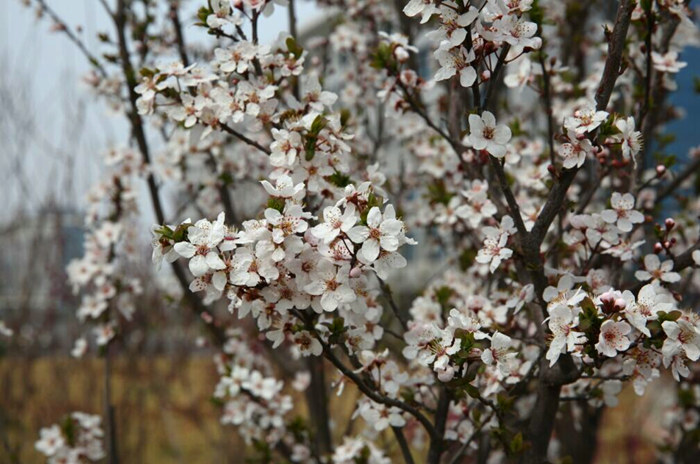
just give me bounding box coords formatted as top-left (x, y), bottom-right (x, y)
top-left (220, 122), bottom-right (272, 155)
top-left (531, 0), bottom-right (635, 249)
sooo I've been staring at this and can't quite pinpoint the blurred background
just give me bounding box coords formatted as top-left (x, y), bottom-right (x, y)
top-left (0, 1), bottom-right (698, 463)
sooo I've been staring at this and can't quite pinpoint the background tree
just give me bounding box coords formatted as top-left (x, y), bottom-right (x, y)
top-left (7, 0), bottom-right (700, 463)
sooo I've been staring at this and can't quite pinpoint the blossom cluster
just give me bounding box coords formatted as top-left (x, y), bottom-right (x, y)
top-left (27, 0), bottom-right (700, 462)
top-left (65, 148), bottom-right (145, 352)
top-left (35, 412), bottom-right (105, 463)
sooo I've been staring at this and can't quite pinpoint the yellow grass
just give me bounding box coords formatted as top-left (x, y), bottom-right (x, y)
top-left (1, 356), bottom-right (242, 463)
top-left (0, 356), bottom-right (669, 463)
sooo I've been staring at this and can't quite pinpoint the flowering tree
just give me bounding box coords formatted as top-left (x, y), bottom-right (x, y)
top-left (25, 0), bottom-right (700, 463)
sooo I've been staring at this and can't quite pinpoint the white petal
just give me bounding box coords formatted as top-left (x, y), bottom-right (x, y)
top-left (174, 242), bottom-right (197, 258)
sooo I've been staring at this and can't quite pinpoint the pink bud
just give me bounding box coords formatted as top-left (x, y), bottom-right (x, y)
top-left (614, 298), bottom-right (627, 311)
top-left (656, 165), bottom-right (666, 176)
top-left (665, 218), bottom-right (675, 230)
top-left (600, 291), bottom-right (615, 304)
top-left (400, 70), bottom-right (418, 87)
top-left (481, 70), bottom-right (491, 81)
top-left (349, 266), bottom-right (362, 278)
top-left (654, 242), bottom-right (663, 253)
top-left (599, 291), bottom-right (615, 313)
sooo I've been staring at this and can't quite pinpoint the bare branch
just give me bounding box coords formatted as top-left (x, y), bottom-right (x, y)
top-left (34, 0), bottom-right (108, 78)
top-left (220, 122), bottom-right (272, 155)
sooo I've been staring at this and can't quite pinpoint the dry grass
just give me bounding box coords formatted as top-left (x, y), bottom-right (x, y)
top-left (0, 356), bottom-right (242, 463)
top-left (0, 356), bottom-right (669, 463)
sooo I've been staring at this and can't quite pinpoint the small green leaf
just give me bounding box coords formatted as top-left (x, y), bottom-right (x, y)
top-left (285, 37), bottom-right (304, 59)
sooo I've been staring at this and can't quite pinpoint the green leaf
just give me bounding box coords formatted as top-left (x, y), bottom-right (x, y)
top-left (427, 180), bottom-right (453, 206)
top-left (267, 197), bottom-right (285, 212)
top-left (530, 0), bottom-right (544, 26)
top-left (285, 37), bottom-right (304, 59)
top-left (370, 42), bottom-right (394, 70)
top-left (435, 286), bottom-right (454, 312)
top-left (327, 171), bottom-right (352, 188)
top-left (464, 384), bottom-right (481, 399)
top-left (510, 432), bottom-right (524, 454)
top-left (197, 6), bottom-right (212, 25)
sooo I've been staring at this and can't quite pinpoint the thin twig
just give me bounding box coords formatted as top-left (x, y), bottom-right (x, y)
top-left (220, 122), bottom-right (272, 155)
top-left (34, 0), bottom-right (108, 78)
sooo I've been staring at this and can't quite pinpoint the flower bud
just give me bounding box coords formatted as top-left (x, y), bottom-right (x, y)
top-left (654, 242), bottom-right (663, 253)
top-left (600, 291), bottom-right (619, 314)
top-left (656, 165), bottom-right (666, 176)
top-left (613, 298), bottom-right (627, 312)
top-left (395, 47), bottom-right (410, 62)
top-left (665, 218), bottom-right (675, 230)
